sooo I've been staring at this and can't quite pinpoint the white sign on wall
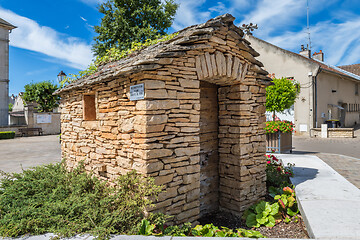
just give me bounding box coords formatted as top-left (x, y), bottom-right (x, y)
top-left (129, 83), bottom-right (144, 101)
top-left (299, 124), bottom-right (308, 132)
top-left (37, 114), bottom-right (52, 124)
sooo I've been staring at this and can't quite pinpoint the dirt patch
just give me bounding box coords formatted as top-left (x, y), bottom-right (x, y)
top-left (198, 211), bottom-right (309, 239)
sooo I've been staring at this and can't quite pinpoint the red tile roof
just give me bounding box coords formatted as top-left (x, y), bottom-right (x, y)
top-left (338, 64), bottom-right (360, 76)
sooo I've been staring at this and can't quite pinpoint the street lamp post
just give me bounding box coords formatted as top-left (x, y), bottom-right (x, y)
top-left (57, 71), bottom-right (67, 83)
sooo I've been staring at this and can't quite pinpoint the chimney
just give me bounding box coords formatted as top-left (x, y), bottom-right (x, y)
top-left (299, 44), bottom-right (311, 58)
top-left (312, 50), bottom-right (324, 62)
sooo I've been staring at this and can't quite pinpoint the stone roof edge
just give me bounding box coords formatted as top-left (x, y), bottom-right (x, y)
top-left (55, 13), bottom-right (269, 95)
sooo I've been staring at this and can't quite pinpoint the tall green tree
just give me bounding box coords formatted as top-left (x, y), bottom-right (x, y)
top-left (266, 77), bottom-right (300, 121)
top-left (92, 0), bottom-right (178, 57)
top-left (22, 81), bottom-right (60, 112)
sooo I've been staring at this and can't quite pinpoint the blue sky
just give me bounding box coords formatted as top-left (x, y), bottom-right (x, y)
top-left (1, 0), bottom-right (360, 95)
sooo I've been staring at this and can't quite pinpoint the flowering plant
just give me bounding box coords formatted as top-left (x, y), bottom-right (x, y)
top-left (266, 154), bottom-right (294, 187)
top-left (265, 120), bottom-right (294, 134)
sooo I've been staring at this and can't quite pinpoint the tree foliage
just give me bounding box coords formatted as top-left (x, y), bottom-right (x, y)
top-left (8, 103), bottom-right (13, 112)
top-left (266, 77), bottom-right (300, 119)
top-left (92, 0), bottom-right (178, 57)
top-left (22, 81), bottom-right (60, 112)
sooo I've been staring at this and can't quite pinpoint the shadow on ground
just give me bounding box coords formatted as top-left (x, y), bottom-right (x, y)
top-left (291, 150), bottom-right (319, 155)
top-left (291, 166), bottom-right (319, 186)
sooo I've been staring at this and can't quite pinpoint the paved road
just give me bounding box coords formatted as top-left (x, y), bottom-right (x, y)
top-left (0, 135), bottom-right (61, 173)
top-left (293, 136), bottom-right (360, 159)
top-left (293, 129), bottom-right (360, 189)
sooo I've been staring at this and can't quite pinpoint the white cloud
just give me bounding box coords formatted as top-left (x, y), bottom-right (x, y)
top-left (0, 7), bottom-right (93, 70)
top-left (172, 0), bottom-right (210, 31)
top-left (78, 0), bottom-right (105, 6)
top-left (172, 0), bottom-right (242, 31)
top-left (241, 0), bottom-right (305, 37)
top-left (208, 2), bottom-right (227, 14)
top-left (237, 0), bottom-right (360, 65)
top-left (80, 16), bottom-right (88, 22)
top-left (266, 17), bottom-right (360, 66)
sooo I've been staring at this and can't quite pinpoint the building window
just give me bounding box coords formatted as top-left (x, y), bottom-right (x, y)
top-left (356, 84), bottom-right (359, 95)
top-left (83, 94), bottom-right (96, 120)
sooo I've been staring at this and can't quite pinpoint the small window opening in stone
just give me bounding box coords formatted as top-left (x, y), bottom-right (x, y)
top-left (83, 94), bottom-right (96, 120)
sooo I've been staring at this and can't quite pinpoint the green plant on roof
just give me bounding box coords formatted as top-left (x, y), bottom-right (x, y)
top-left (60, 33), bottom-right (179, 88)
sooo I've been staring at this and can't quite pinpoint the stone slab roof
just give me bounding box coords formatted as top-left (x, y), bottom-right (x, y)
top-left (0, 18), bottom-right (16, 30)
top-left (338, 64), bottom-right (360, 77)
top-left (56, 14), bottom-right (269, 94)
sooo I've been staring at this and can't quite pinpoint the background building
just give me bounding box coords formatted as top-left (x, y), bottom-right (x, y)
top-left (0, 18), bottom-right (16, 126)
top-left (246, 35), bottom-right (360, 136)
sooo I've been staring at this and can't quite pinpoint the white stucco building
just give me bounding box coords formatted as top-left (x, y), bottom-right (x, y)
top-left (0, 18), bottom-right (16, 126)
top-left (246, 35), bottom-right (360, 136)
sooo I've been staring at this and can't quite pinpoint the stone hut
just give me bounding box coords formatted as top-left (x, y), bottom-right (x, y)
top-left (56, 14), bottom-right (271, 224)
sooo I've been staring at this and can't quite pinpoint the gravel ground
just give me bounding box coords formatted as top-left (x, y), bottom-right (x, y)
top-left (198, 211), bottom-right (309, 239)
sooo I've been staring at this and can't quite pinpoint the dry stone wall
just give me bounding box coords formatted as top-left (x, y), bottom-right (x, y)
top-left (58, 14), bottom-right (269, 224)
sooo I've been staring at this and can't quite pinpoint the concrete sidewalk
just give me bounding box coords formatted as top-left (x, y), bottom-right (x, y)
top-left (279, 154), bottom-right (360, 239)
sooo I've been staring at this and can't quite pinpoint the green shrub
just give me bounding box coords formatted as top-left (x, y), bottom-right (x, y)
top-left (0, 131), bottom-right (15, 139)
top-left (0, 163), bottom-right (163, 239)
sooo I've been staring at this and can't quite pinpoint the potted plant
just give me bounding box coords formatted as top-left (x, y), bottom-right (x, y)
top-left (265, 76), bottom-right (300, 153)
top-left (265, 120), bottom-right (294, 153)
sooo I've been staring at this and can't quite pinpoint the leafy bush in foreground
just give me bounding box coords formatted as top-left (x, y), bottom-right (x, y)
top-left (138, 220), bottom-right (264, 238)
top-left (0, 163), bottom-right (162, 239)
top-left (243, 186), bottom-right (299, 228)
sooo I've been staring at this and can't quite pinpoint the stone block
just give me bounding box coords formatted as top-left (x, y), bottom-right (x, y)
top-left (155, 174), bottom-right (174, 185)
top-left (177, 92), bottom-right (200, 99)
top-left (145, 149), bottom-right (173, 159)
top-left (175, 165), bottom-right (200, 175)
top-left (134, 124), bottom-right (165, 133)
top-left (146, 161), bottom-right (164, 173)
top-left (136, 100), bottom-right (180, 110)
top-left (178, 79), bottom-right (200, 88)
top-left (178, 181), bottom-right (200, 194)
top-left (158, 186), bottom-right (178, 202)
top-left (180, 127), bottom-right (199, 133)
top-left (145, 89), bottom-right (169, 99)
top-left (175, 147), bottom-right (200, 157)
top-left (183, 173), bottom-right (200, 184)
top-left (144, 80), bottom-right (165, 89)
top-left (176, 207), bottom-right (200, 221)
